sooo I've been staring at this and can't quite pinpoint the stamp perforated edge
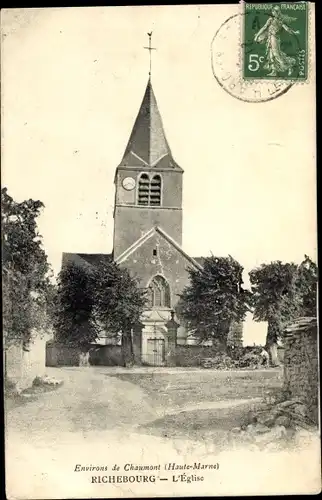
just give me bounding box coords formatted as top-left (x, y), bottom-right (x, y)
top-left (239, 1), bottom-right (313, 86)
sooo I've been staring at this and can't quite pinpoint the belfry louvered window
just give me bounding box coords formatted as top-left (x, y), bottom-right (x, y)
top-left (138, 173), bottom-right (161, 206)
top-left (138, 173), bottom-right (150, 205)
top-left (150, 175), bottom-right (161, 206)
top-left (147, 276), bottom-right (171, 308)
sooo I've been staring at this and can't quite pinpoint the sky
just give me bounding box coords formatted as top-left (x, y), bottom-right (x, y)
top-left (1, 5), bottom-right (316, 345)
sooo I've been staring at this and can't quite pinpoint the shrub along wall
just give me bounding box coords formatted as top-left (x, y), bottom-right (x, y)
top-left (175, 345), bottom-right (217, 367)
top-left (283, 317), bottom-right (319, 424)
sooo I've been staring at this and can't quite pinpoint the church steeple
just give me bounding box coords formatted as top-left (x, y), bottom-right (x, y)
top-left (113, 37), bottom-right (184, 259)
top-left (119, 78), bottom-right (181, 169)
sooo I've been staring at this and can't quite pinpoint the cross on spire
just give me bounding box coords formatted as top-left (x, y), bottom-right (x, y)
top-left (144, 32), bottom-right (156, 77)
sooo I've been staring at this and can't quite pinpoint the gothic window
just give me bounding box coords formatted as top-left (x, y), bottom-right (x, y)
top-left (147, 285), bottom-right (154, 308)
top-left (147, 275), bottom-right (171, 308)
top-left (138, 173), bottom-right (150, 205)
top-left (150, 175), bottom-right (161, 206)
top-left (138, 173), bottom-right (162, 206)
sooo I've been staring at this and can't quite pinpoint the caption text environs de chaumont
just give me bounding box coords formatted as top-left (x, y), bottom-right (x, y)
top-left (74, 462), bottom-right (219, 472)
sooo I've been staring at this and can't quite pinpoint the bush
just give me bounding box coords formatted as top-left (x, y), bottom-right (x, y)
top-left (201, 347), bottom-right (269, 370)
top-left (239, 351), bottom-right (261, 369)
top-left (201, 353), bottom-right (237, 370)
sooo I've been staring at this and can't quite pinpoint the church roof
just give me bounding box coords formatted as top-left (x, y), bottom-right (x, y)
top-left (119, 78), bottom-right (182, 170)
top-left (61, 252), bottom-right (113, 271)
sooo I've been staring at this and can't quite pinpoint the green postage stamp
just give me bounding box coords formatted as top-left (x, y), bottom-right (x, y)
top-left (243, 2), bottom-right (308, 80)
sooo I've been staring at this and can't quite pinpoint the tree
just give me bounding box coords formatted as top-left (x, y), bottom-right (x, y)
top-left (249, 256), bottom-right (318, 365)
top-left (294, 255), bottom-right (318, 316)
top-left (177, 256), bottom-right (251, 351)
top-left (54, 261), bottom-right (98, 347)
top-left (55, 258), bottom-right (147, 365)
top-left (93, 261), bottom-right (147, 365)
top-left (2, 187), bottom-right (53, 350)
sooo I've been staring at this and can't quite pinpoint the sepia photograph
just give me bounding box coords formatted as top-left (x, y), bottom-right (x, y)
top-left (2, 3), bottom-right (320, 498)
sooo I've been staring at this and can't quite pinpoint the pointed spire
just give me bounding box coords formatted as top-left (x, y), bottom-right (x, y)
top-left (119, 78), bottom-right (181, 169)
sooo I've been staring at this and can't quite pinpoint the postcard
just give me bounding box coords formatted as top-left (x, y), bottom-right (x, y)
top-left (2, 3), bottom-right (320, 498)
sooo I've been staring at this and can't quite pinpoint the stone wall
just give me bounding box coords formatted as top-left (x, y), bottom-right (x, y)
top-left (5, 340), bottom-right (24, 388)
top-left (45, 342), bottom-right (124, 367)
top-left (89, 345), bottom-right (123, 366)
top-left (283, 317), bottom-right (319, 423)
top-left (46, 342), bottom-right (83, 367)
top-left (5, 331), bottom-right (52, 391)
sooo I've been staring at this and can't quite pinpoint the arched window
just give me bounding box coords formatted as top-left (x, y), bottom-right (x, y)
top-left (138, 173), bottom-right (150, 205)
top-left (147, 276), bottom-right (171, 308)
top-left (147, 285), bottom-right (154, 308)
top-left (138, 173), bottom-right (162, 206)
top-left (150, 175), bottom-right (161, 206)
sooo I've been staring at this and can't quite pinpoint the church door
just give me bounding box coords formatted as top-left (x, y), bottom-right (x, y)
top-left (146, 338), bottom-right (165, 366)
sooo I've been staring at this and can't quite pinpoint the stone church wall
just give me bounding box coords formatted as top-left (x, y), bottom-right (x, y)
top-left (113, 167), bottom-right (183, 258)
top-left (114, 206), bottom-right (182, 259)
top-left (119, 231), bottom-right (193, 310)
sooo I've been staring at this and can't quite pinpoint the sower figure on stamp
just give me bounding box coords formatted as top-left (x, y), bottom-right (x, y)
top-left (254, 5), bottom-right (300, 77)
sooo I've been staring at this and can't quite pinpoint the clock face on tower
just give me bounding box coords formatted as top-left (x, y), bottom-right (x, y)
top-left (122, 177), bottom-right (136, 191)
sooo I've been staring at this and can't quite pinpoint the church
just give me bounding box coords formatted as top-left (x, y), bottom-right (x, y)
top-left (62, 75), bottom-right (205, 365)
top-left (62, 40), bottom-right (209, 366)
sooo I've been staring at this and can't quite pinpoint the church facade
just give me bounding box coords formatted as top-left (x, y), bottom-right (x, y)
top-left (62, 77), bottom-right (205, 366)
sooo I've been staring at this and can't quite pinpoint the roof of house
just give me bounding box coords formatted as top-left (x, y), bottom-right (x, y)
top-left (118, 78), bottom-right (182, 171)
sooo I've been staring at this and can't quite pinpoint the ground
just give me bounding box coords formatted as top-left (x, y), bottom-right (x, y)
top-left (107, 368), bottom-right (282, 441)
top-left (6, 366), bottom-right (283, 439)
top-left (6, 367), bottom-right (319, 498)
